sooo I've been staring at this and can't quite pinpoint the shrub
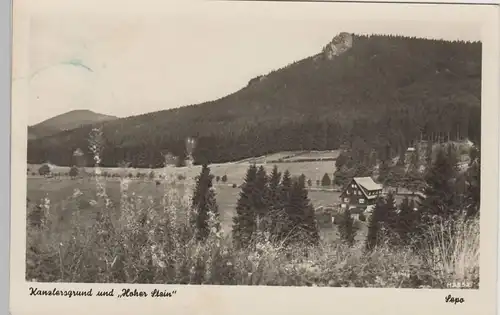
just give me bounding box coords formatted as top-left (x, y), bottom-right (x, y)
top-left (321, 173), bottom-right (332, 186)
top-left (221, 175), bottom-right (228, 183)
top-left (38, 164), bottom-right (51, 176)
top-left (232, 183), bottom-right (237, 188)
top-left (69, 166), bottom-right (79, 179)
top-left (359, 213), bottom-right (366, 222)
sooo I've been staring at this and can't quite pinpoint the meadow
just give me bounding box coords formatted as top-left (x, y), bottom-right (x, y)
top-left (27, 156), bottom-right (412, 244)
top-left (28, 159), bottom-right (337, 186)
top-left (26, 176), bottom-right (352, 241)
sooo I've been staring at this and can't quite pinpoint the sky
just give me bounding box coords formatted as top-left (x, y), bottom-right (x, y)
top-left (19, 1), bottom-right (483, 126)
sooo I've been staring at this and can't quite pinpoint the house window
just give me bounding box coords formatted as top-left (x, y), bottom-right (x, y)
top-left (344, 198), bottom-right (349, 203)
top-left (359, 198), bottom-right (365, 204)
top-left (352, 184), bottom-right (356, 188)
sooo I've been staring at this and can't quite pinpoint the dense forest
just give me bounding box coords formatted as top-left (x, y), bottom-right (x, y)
top-left (27, 34), bottom-right (481, 167)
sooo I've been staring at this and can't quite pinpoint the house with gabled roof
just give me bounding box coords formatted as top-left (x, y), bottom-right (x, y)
top-left (339, 177), bottom-right (383, 217)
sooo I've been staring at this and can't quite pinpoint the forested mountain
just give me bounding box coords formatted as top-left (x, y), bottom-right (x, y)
top-left (27, 33), bottom-right (481, 167)
top-left (28, 110), bottom-right (117, 140)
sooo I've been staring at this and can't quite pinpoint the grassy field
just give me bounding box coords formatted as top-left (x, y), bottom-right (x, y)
top-left (279, 150), bottom-right (340, 162)
top-left (26, 176), bottom-right (355, 241)
top-left (26, 170), bottom-right (417, 247)
top-left (27, 150), bottom-right (341, 186)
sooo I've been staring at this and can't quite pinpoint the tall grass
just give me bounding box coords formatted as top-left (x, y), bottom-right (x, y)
top-left (421, 214), bottom-right (480, 288)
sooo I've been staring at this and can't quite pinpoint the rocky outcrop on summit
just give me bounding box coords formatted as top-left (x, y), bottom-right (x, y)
top-left (322, 32), bottom-right (354, 60)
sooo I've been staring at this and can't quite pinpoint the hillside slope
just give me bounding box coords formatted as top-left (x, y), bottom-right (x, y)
top-left (27, 33), bottom-right (481, 167)
top-left (28, 110), bottom-right (117, 139)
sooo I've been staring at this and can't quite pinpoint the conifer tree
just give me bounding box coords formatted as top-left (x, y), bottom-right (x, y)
top-left (395, 196), bottom-right (415, 246)
top-left (321, 173), bottom-right (332, 186)
top-left (397, 149), bottom-right (406, 166)
top-left (298, 175), bottom-right (320, 245)
top-left (368, 150), bottom-right (378, 169)
top-left (384, 191), bottom-right (398, 233)
top-left (404, 149), bottom-right (424, 192)
top-left (274, 169), bottom-right (293, 242)
top-left (267, 165), bottom-right (282, 237)
top-left (418, 147), bottom-right (459, 220)
top-left (425, 142), bottom-right (433, 167)
top-left (377, 159), bottom-right (391, 185)
top-left (366, 197), bottom-right (386, 251)
top-left (191, 164), bottom-right (220, 241)
top-left (232, 164), bottom-right (258, 248)
top-left (334, 165), bottom-right (353, 187)
top-left (446, 144), bottom-right (459, 173)
top-left (411, 148), bottom-right (420, 171)
top-left (338, 208), bottom-right (358, 247)
top-left (302, 203), bottom-right (320, 246)
top-left (354, 162), bottom-right (372, 177)
top-left (285, 175), bottom-right (319, 245)
top-left (465, 147), bottom-right (480, 219)
top-left (255, 166), bottom-right (269, 231)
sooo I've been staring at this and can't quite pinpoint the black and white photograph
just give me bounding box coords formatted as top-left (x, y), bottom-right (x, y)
top-left (10, 0), bottom-right (500, 314)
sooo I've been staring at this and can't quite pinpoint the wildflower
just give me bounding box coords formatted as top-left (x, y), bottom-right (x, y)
top-left (110, 256), bottom-right (118, 268)
top-left (72, 188), bottom-right (83, 198)
top-left (152, 252), bottom-right (166, 268)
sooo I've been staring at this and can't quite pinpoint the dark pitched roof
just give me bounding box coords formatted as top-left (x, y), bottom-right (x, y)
top-left (353, 177), bottom-right (383, 191)
top-left (349, 177), bottom-right (383, 200)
